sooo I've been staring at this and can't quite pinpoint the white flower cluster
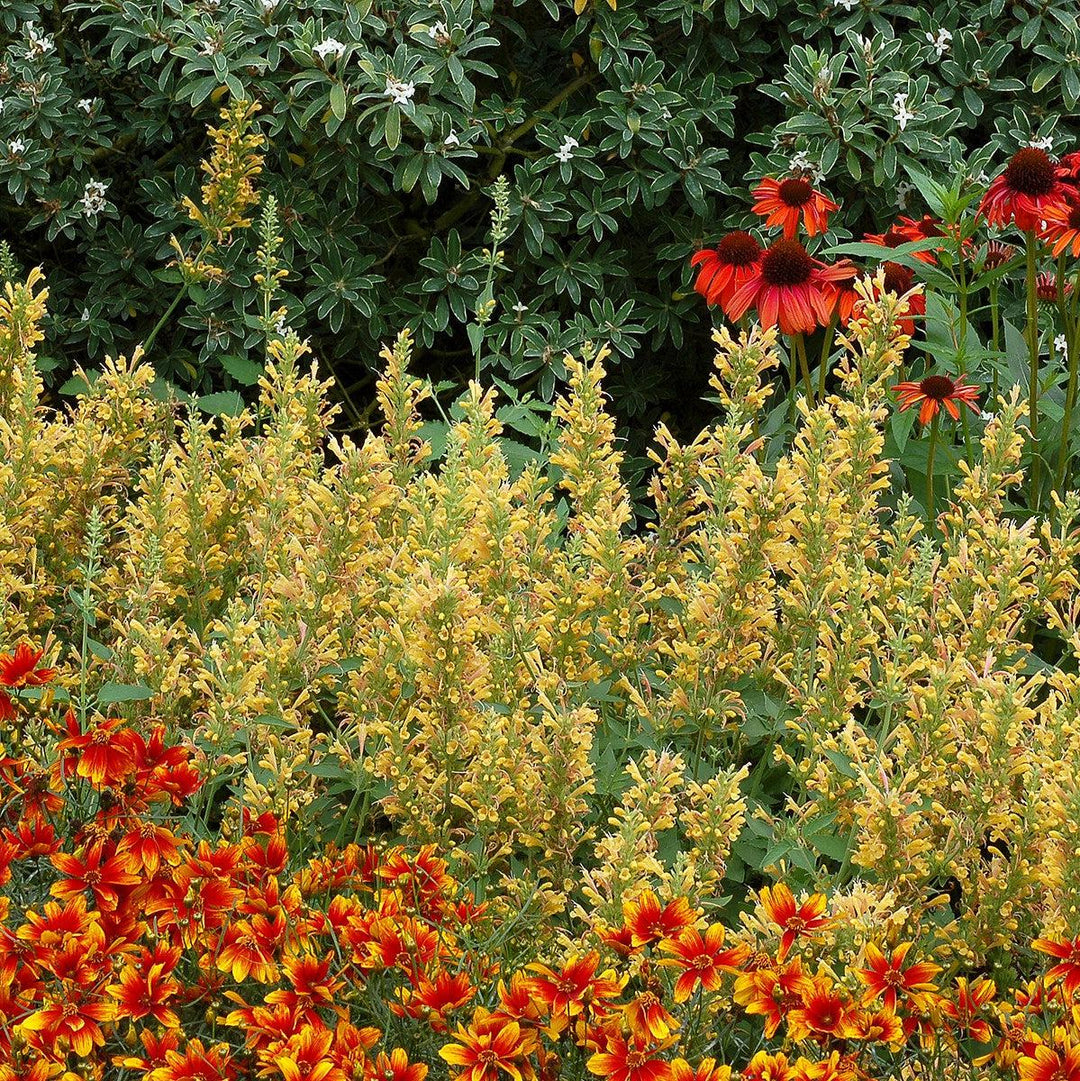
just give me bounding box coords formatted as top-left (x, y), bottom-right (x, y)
top-left (314, 38), bottom-right (346, 61)
top-left (892, 92), bottom-right (916, 131)
top-left (555, 135), bottom-right (579, 163)
top-left (8, 137), bottom-right (27, 157)
top-left (925, 28), bottom-right (953, 58)
top-left (789, 150), bottom-right (824, 183)
top-left (428, 20), bottom-right (451, 44)
top-left (1056, 333), bottom-right (1069, 354)
top-left (1027, 134), bottom-right (1054, 151)
top-left (384, 77), bottom-right (416, 105)
top-left (81, 179), bottom-right (109, 218)
top-left (25, 23), bottom-right (55, 61)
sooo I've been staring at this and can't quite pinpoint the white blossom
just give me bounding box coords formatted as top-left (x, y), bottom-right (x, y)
top-left (443, 129), bottom-right (460, 148)
top-left (788, 150), bottom-right (824, 183)
top-left (81, 179), bottom-right (109, 218)
top-left (428, 20), bottom-right (449, 40)
top-left (25, 23), bottom-right (55, 60)
top-left (1027, 134), bottom-right (1054, 152)
top-left (512, 301), bottom-right (528, 313)
top-left (980, 411), bottom-right (995, 423)
top-left (384, 77), bottom-right (416, 105)
top-left (199, 36), bottom-right (220, 56)
top-left (555, 135), bottom-right (579, 163)
top-left (833, 0), bottom-right (859, 11)
top-left (261, 0), bottom-right (281, 10)
top-left (314, 38), bottom-right (346, 61)
top-left (1055, 333), bottom-right (1069, 354)
top-left (273, 313), bottom-right (288, 336)
top-left (925, 28), bottom-right (952, 58)
top-left (77, 98), bottom-right (95, 114)
top-left (896, 180), bottom-right (915, 210)
top-left (8, 137), bottom-right (26, 156)
top-left (892, 92), bottom-right (917, 131)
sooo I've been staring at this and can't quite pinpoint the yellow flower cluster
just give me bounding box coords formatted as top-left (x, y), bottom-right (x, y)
top-left (3, 266), bottom-right (1080, 964)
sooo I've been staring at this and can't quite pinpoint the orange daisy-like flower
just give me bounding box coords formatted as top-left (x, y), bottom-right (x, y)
top-left (857, 942), bottom-right (941, 1013)
top-left (587, 1033), bottom-right (675, 1081)
top-left (1033, 934), bottom-right (1080, 998)
top-left (979, 147), bottom-right (1069, 231)
top-left (786, 975), bottom-right (856, 1042)
top-left (726, 241), bottom-right (856, 336)
top-left (527, 950), bottom-right (623, 1018)
top-left (107, 961), bottom-right (181, 1028)
top-left (941, 976), bottom-right (996, 1044)
top-left (1017, 1041), bottom-right (1080, 1081)
top-left (622, 892), bottom-right (698, 948)
top-left (670, 1060), bottom-right (732, 1081)
top-left (625, 988), bottom-right (679, 1042)
top-left (374, 1049), bottom-right (430, 1081)
top-left (863, 222), bottom-right (939, 265)
top-left (1041, 196), bottom-right (1080, 257)
top-left (440, 1016), bottom-right (536, 1081)
top-left (51, 841), bottom-right (141, 910)
top-left (742, 1051), bottom-right (796, 1081)
top-left (892, 373), bottom-right (980, 426)
top-left (757, 884), bottom-right (831, 962)
top-left (658, 923), bottom-right (749, 1003)
top-left (751, 177), bottom-right (839, 240)
top-left (691, 232), bottom-right (763, 310)
top-left (0, 643), bottom-right (55, 722)
top-left (17, 993), bottom-right (118, 1057)
top-left (143, 1037), bottom-right (235, 1081)
top-left (734, 957), bottom-right (812, 1039)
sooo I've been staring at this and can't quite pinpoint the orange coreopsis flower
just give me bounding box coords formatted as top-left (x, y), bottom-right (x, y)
top-left (1033, 934), bottom-right (1080, 997)
top-left (276, 1026), bottom-right (348, 1081)
top-left (587, 1033), bottom-right (675, 1081)
top-left (115, 821), bottom-right (185, 876)
top-left (941, 977), bottom-right (996, 1044)
top-left (892, 373), bottom-right (980, 426)
top-left (216, 918), bottom-right (280, 983)
top-left (725, 241), bottom-right (855, 336)
top-left (1017, 1042), bottom-right (1080, 1081)
top-left (751, 177), bottom-right (838, 240)
top-left (786, 976), bottom-right (855, 1042)
top-left (670, 1059), bottom-right (732, 1081)
top-left (107, 961), bottom-right (181, 1027)
top-left (144, 1037), bottom-right (235, 1081)
top-left (742, 1051), bottom-right (796, 1081)
top-left (734, 958), bottom-right (813, 1039)
top-left (691, 232), bottom-right (764, 310)
top-left (625, 988), bottom-right (679, 1042)
top-left (265, 953), bottom-right (346, 1024)
top-left (848, 1006), bottom-right (904, 1048)
top-left (857, 942), bottom-right (941, 1013)
top-left (659, 924), bottom-right (749, 1003)
top-left (374, 1049), bottom-right (430, 1081)
top-left (17, 993), bottom-right (118, 1057)
top-left (400, 970), bottom-right (476, 1027)
top-left (439, 1016), bottom-right (536, 1081)
top-left (494, 972), bottom-right (546, 1025)
top-left (59, 714), bottom-right (137, 787)
top-left (622, 892), bottom-right (697, 948)
top-left (51, 842), bottom-right (141, 910)
top-left (528, 951), bottom-right (624, 1017)
top-left (758, 884), bottom-right (831, 961)
top-left (980, 147), bottom-right (1069, 231)
top-left (0, 643), bottom-right (55, 721)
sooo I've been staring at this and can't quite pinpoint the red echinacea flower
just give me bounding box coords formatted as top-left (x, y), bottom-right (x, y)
top-left (752, 177), bottom-right (838, 239)
top-left (979, 148), bottom-right (1069, 231)
top-left (893, 373), bottom-right (980, 425)
top-left (725, 240), bottom-right (855, 335)
top-left (691, 232), bottom-right (763, 309)
top-left (1041, 195), bottom-right (1080, 257)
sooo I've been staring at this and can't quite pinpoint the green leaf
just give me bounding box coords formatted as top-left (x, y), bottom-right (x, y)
top-left (197, 391), bottom-right (245, 417)
top-left (220, 355), bottom-right (263, 386)
top-left (98, 682), bottom-right (155, 704)
top-left (330, 81), bottom-right (347, 122)
top-left (385, 107), bottom-right (401, 151)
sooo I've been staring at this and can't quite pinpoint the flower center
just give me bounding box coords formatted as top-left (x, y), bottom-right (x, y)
top-left (1004, 148), bottom-right (1057, 196)
top-left (478, 1050), bottom-right (499, 1066)
top-left (716, 230), bottom-right (762, 266)
top-left (760, 241), bottom-right (814, 287)
top-left (778, 178), bottom-right (814, 206)
top-left (1067, 204), bottom-right (1080, 229)
top-left (883, 262), bottom-right (914, 294)
top-left (919, 375), bottom-right (956, 402)
top-left (555, 978), bottom-right (578, 995)
top-left (626, 1051), bottom-right (647, 1068)
top-left (692, 955), bottom-right (713, 970)
top-left (882, 227), bottom-right (908, 248)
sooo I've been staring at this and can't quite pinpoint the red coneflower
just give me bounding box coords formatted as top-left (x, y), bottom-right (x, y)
top-left (726, 240), bottom-right (855, 335)
top-left (690, 232), bottom-right (763, 309)
top-left (979, 148), bottom-right (1069, 231)
top-left (1041, 196), bottom-right (1080, 257)
top-left (863, 222), bottom-right (938, 265)
top-left (1036, 271), bottom-right (1071, 303)
top-left (982, 240), bottom-right (1016, 270)
top-left (892, 373), bottom-right (980, 425)
top-left (751, 176), bottom-right (839, 239)
top-left (876, 261), bottom-right (926, 337)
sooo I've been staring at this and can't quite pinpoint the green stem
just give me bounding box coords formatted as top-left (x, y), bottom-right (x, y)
top-left (956, 233), bottom-right (968, 361)
top-left (795, 332), bottom-right (814, 406)
top-left (1025, 231), bottom-right (1041, 507)
top-left (1057, 269), bottom-right (1080, 494)
top-left (926, 412), bottom-right (939, 523)
top-left (818, 312), bottom-right (839, 399)
top-left (141, 285), bottom-right (187, 357)
top-left (990, 282), bottom-right (1000, 404)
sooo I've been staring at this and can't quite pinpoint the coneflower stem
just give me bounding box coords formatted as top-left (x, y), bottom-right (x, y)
top-left (926, 412), bottom-right (939, 523)
top-left (794, 332), bottom-right (814, 406)
top-left (1058, 269), bottom-right (1080, 494)
top-left (990, 282), bottom-right (1000, 403)
top-left (818, 312), bottom-right (839, 399)
top-left (1025, 230), bottom-right (1041, 507)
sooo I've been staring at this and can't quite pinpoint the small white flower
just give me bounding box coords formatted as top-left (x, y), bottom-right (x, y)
top-left (974, 170), bottom-right (991, 187)
top-left (261, 0), bottom-right (281, 10)
top-left (512, 301), bottom-right (528, 313)
top-left (428, 20), bottom-right (448, 39)
top-left (384, 77), bottom-right (416, 105)
top-left (25, 23), bottom-right (55, 60)
top-left (892, 92), bottom-right (917, 131)
top-left (77, 98), bottom-right (95, 114)
top-left (925, 28), bottom-right (953, 58)
top-left (980, 410), bottom-right (995, 423)
top-left (274, 314), bottom-right (288, 336)
top-left (1027, 134), bottom-right (1054, 152)
top-left (1055, 333), bottom-right (1069, 354)
top-left (199, 36), bottom-right (220, 56)
top-left (8, 137), bottom-right (26, 156)
top-left (789, 150), bottom-right (824, 183)
top-left (833, 0), bottom-right (859, 10)
top-left (204, 0), bottom-right (221, 8)
top-left (314, 37), bottom-right (346, 61)
top-left (81, 178), bottom-right (109, 217)
top-left (555, 135), bottom-right (579, 163)
top-left (896, 180), bottom-right (915, 210)
top-left (81, 307), bottom-right (91, 322)
top-left (443, 129), bottom-right (460, 148)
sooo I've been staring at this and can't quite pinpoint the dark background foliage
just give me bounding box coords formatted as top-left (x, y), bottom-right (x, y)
top-left (1, 0), bottom-right (1077, 451)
